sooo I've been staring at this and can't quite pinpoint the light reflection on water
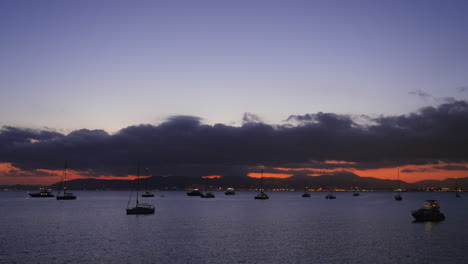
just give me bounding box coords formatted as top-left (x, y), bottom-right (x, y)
top-left (0, 191), bottom-right (467, 264)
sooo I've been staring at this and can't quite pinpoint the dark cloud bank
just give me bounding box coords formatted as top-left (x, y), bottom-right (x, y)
top-left (1, 101), bottom-right (468, 180)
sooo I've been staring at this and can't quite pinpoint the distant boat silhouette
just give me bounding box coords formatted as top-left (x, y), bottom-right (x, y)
top-left (455, 178), bottom-right (461, 198)
top-left (412, 200), bottom-right (445, 222)
top-left (186, 189), bottom-right (202, 196)
top-left (302, 186), bottom-right (311, 198)
top-left (201, 178), bottom-right (215, 198)
top-left (255, 166), bottom-right (269, 200)
top-left (126, 163), bottom-right (155, 215)
top-left (201, 192), bottom-right (215, 198)
top-left (29, 188), bottom-right (54, 198)
top-left (394, 167), bottom-right (403, 201)
top-left (352, 179), bottom-right (360, 196)
top-left (56, 161), bottom-right (76, 200)
top-left (224, 188), bottom-right (236, 195)
top-left (325, 175), bottom-right (336, 199)
top-left (141, 168), bottom-right (154, 197)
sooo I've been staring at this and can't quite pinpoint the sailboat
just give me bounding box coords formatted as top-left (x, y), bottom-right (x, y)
top-left (325, 175), bottom-right (336, 199)
top-left (455, 178), bottom-right (461, 198)
top-left (302, 185), bottom-right (311, 198)
top-left (352, 179), bottom-right (360, 196)
top-left (201, 178), bottom-right (215, 198)
top-left (141, 168), bottom-right (155, 197)
top-left (126, 164), bottom-right (155, 215)
top-left (394, 167), bottom-right (403, 201)
top-left (254, 166), bottom-right (269, 200)
top-left (56, 161), bottom-right (76, 200)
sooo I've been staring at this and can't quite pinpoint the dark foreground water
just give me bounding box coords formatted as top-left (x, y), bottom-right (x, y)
top-left (1, 191), bottom-right (467, 264)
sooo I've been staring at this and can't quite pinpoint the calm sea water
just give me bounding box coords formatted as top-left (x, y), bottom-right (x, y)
top-left (0, 191), bottom-right (467, 264)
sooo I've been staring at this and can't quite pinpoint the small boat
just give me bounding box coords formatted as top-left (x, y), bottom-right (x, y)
top-left (201, 192), bottom-right (215, 198)
top-left (127, 164), bottom-right (155, 215)
top-left (57, 192), bottom-right (76, 200)
top-left (325, 175), bottom-right (336, 199)
top-left (394, 167), bottom-right (403, 201)
top-left (142, 191), bottom-right (155, 197)
top-left (200, 178), bottom-right (215, 198)
top-left (186, 189), bottom-right (202, 196)
top-left (56, 161), bottom-right (76, 200)
top-left (141, 168), bottom-right (154, 197)
top-left (126, 203), bottom-right (156, 215)
top-left (224, 188), bottom-right (236, 195)
top-left (302, 187), bottom-right (311, 197)
top-left (255, 191), bottom-right (269, 200)
top-left (29, 188), bottom-right (54, 198)
top-left (254, 166), bottom-right (269, 200)
top-left (412, 200), bottom-right (445, 222)
top-left (352, 180), bottom-right (360, 196)
top-left (455, 178), bottom-right (461, 198)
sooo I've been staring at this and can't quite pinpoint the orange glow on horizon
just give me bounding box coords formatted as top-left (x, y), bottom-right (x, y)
top-left (276, 162), bottom-right (468, 182)
top-left (2, 161), bottom-right (468, 185)
top-left (0, 162), bottom-right (141, 185)
top-left (247, 172), bottom-right (293, 179)
top-left (202, 175), bottom-right (222, 179)
top-left (350, 163), bottom-right (468, 183)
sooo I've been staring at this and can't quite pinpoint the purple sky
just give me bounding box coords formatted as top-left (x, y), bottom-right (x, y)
top-left (1, 0), bottom-right (467, 133)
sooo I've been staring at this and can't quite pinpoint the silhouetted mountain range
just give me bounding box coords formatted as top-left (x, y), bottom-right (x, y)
top-left (3, 172), bottom-right (466, 191)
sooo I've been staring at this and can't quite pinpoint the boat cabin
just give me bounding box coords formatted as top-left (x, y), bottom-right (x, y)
top-left (423, 200), bottom-right (440, 210)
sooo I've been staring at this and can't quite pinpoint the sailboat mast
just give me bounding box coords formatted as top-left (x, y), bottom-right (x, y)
top-left (397, 167), bottom-right (401, 195)
top-left (58, 161), bottom-right (67, 196)
top-left (136, 164), bottom-right (140, 205)
top-left (260, 166), bottom-right (264, 192)
top-left (64, 161), bottom-right (68, 193)
top-left (145, 168), bottom-right (149, 192)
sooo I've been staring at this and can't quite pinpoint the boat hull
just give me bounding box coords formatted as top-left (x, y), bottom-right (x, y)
top-left (302, 193), bottom-right (311, 197)
top-left (126, 208), bottom-right (155, 215)
top-left (412, 209), bottom-right (445, 222)
top-left (201, 193), bottom-right (215, 198)
top-left (325, 195), bottom-right (336, 199)
top-left (57, 195), bottom-right (76, 200)
top-left (255, 192), bottom-right (269, 200)
top-left (186, 191), bottom-right (202, 196)
top-left (127, 204), bottom-right (155, 215)
top-left (29, 192), bottom-right (54, 198)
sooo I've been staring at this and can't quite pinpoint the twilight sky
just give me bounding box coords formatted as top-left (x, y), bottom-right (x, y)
top-left (1, 0), bottom-right (468, 185)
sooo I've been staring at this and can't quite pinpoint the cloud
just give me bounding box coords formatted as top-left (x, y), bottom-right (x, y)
top-left (401, 168), bottom-right (437, 173)
top-left (409, 89), bottom-right (432, 99)
top-left (1, 101), bottom-right (468, 180)
top-left (432, 165), bottom-right (468, 171)
top-left (458, 86), bottom-right (468, 93)
top-left (435, 97), bottom-right (457, 104)
top-left (242, 112), bottom-right (263, 124)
